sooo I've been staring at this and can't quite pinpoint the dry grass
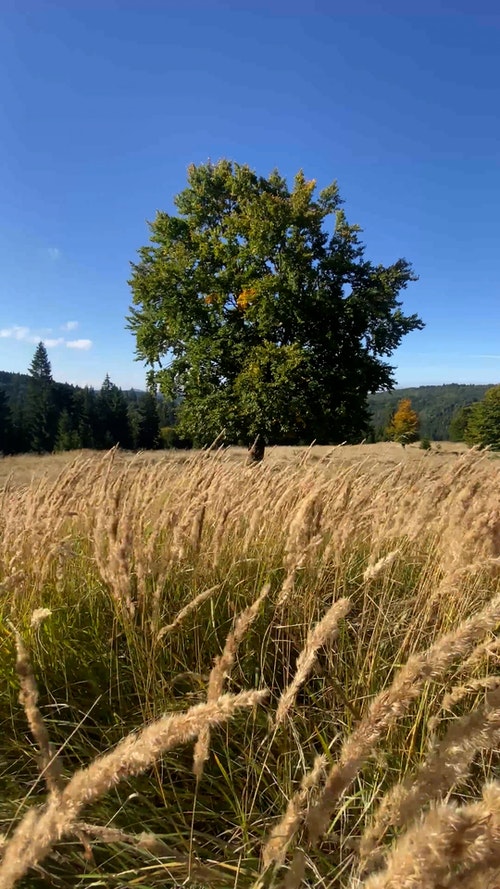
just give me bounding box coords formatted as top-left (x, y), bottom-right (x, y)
top-left (1, 444), bottom-right (500, 887)
top-left (0, 440), bottom-right (475, 490)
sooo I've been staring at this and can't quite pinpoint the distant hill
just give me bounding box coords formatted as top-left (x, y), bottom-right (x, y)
top-left (0, 370), bottom-right (30, 401)
top-left (0, 370), bottom-right (145, 404)
top-left (368, 384), bottom-right (494, 440)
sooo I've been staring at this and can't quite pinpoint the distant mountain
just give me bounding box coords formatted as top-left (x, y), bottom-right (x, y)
top-left (368, 384), bottom-right (494, 440)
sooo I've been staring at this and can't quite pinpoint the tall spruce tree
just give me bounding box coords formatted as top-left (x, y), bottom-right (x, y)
top-left (26, 342), bottom-right (56, 452)
top-left (55, 409), bottom-right (82, 451)
top-left (0, 389), bottom-right (12, 454)
top-left (72, 387), bottom-right (97, 449)
top-left (464, 386), bottom-right (500, 449)
top-left (96, 375), bottom-right (132, 448)
top-left (137, 392), bottom-right (161, 449)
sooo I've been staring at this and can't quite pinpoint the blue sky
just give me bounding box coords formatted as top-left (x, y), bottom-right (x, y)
top-left (1, 0), bottom-right (499, 390)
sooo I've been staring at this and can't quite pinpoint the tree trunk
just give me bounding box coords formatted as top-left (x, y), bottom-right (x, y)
top-left (248, 434), bottom-right (265, 463)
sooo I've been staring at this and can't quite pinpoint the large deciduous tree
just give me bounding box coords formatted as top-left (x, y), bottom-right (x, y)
top-left (127, 160), bottom-right (424, 445)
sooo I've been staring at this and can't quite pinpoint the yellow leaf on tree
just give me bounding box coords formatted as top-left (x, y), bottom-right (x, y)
top-left (237, 287), bottom-right (257, 310)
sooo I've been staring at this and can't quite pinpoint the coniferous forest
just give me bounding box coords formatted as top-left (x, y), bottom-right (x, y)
top-left (0, 343), bottom-right (175, 455)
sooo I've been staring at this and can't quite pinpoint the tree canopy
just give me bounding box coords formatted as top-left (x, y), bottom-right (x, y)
top-left (128, 160), bottom-right (423, 445)
top-left (463, 385), bottom-right (500, 449)
top-left (385, 398), bottom-right (420, 445)
top-left (449, 404), bottom-right (476, 442)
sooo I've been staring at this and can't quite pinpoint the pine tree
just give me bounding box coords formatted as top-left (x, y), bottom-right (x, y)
top-left (464, 386), bottom-right (500, 449)
top-left (0, 389), bottom-right (12, 454)
top-left (26, 342), bottom-right (56, 452)
top-left (96, 375), bottom-right (132, 449)
top-left (449, 404), bottom-right (475, 442)
top-left (72, 387), bottom-right (96, 449)
top-left (127, 401), bottom-right (142, 449)
top-left (137, 392), bottom-right (161, 449)
top-left (55, 409), bottom-right (82, 451)
top-left (385, 398), bottom-right (420, 446)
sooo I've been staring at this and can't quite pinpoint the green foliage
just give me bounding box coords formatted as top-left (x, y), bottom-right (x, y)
top-left (385, 398), bottom-right (420, 444)
top-left (463, 385), bottom-right (500, 449)
top-left (0, 389), bottom-right (11, 454)
top-left (369, 384), bottom-right (492, 441)
top-left (96, 374), bottom-right (132, 449)
top-left (0, 398), bottom-right (12, 456)
top-left (136, 391), bottom-right (161, 449)
top-left (55, 409), bottom-right (82, 451)
top-left (128, 159), bottom-right (423, 445)
top-left (449, 404), bottom-right (476, 442)
top-left (26, 342), bottom-right (57, 453)
top-left (0, 364), bottom-right (172, 455)
top-left (159, 425), bottom-right (191, 449)
top-left (420, 437), bottom-right (431, 450)
top-left (128, 391), bottom-right (161, 449)
top-left (29, 341), bottom-right (52, 384)
top-left (72, 386), bottom-right (96, 448)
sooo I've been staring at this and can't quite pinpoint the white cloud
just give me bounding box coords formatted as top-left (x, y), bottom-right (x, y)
top-left (66, 338), bottom-right (92, 350)
top-left (47, 247), bottom-right (61, 261)
top-left (0, 324), bottom-right (91, 350)
top-left (61, 320), bottom-right (78, 331)
top-left (0, 325), bottom-right (33, 341)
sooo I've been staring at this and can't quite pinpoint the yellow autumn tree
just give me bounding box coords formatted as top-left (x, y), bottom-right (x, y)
top-left (385, 398), bottom-right (420, 445)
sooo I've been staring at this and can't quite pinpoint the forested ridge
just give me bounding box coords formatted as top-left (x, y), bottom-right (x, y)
top-left (0, 354), bottom-right (175, 454)
top-left (368, 384), bottom-right (492, 441)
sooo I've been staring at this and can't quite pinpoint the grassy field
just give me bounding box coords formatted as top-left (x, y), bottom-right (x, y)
top-left (1, 444), bottom-right (500, 888)
top-left (0, 440), bottom-right (473, 489)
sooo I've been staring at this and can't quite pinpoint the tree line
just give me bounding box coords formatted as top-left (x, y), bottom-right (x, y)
top-left (449, 386), bottom-right (500, 449)
top-left (368, 384), bottom-right (492, 442)
top-left (378, 388), bottom-right (500, 450)
top-left (0, 343), bottom-right (175, 455)
top-left (3, 344), bottom-right (498, 454)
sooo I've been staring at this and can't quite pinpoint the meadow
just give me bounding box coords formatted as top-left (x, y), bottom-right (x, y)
top-left (1, 442), bottom-right (500, 888)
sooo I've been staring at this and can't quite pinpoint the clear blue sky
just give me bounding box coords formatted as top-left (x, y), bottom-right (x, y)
top-left (1, 0), bottom-right (499, 390)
